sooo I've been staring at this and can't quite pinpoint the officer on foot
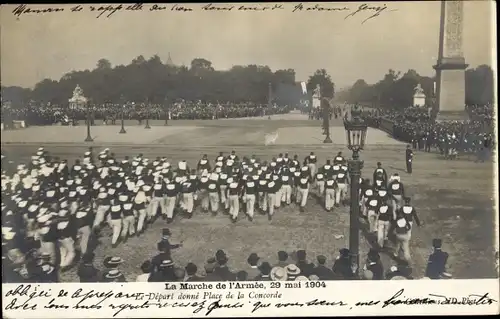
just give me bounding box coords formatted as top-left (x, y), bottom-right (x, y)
top-left (425, 239), bottom-right (451, 279)
top-left (406, 145), bottom-right (414, 174)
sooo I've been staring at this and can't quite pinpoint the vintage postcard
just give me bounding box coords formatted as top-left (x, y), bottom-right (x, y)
top-left (1, 1), bottom-right (498, 318)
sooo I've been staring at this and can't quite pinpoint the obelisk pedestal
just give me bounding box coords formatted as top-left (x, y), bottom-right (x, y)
top-left (433, 1), bottom-right (468, 122)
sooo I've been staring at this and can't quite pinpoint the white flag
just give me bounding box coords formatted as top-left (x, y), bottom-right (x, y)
top-left (301, 82), bottom-right (307, 95)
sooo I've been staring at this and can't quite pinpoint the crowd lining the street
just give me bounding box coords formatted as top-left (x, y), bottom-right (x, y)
top-left (1, 101), bottom-right (291, 127)
top-left (362, 105), bottom-right (494, 160)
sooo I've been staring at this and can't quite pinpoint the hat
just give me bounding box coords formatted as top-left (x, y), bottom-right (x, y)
top-left (285, 264), bottom-right (301, 276)
top-left (432, 238), bottom-right (442, 248)
top-left (159, 259), bottom-right (174, 268)
top-left (309, 274), bottom-right (320, 280)
top-left (258, 262), bottom-right (272, 275)
top-left (295, 276), bottom-right (308, 281)
top-left (185, 262), bottom-right (198, 275)
top-left (278, 250), bottom-right (288, 261)
top-left (247, 253), bottom-right (260, 265)
top-left (105, 269), bottom-right (122, 279)
top-left (204, 257), bottom-right (217, 273)
top-left (215, 249), bottom-right (226, 260)
top-left (316, 255), bottom-right (327, 265)
top-left (270, 267), bottom-right (287, 281)
top-left (103, 256), bottom-right (123, 268)
top-left (162, 228), bottom-right (171, 239)
top-left (339, 248), bottom-right (350, 257)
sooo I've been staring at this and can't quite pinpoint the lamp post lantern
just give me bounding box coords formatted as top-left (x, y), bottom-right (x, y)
top-left (119, 97), bottom-right (127, 134)
top-left (85, 98), bottom-right (93, 142)
top-left (145, 99), bottom-right (151, 129)
top-left (343, 104), bottom-right (368, 278)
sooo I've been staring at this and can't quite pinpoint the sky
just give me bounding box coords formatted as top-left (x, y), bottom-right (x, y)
top-left (0, 1), bottom-right (495, 90)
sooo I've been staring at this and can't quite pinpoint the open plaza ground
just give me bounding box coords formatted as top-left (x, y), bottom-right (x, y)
top-left (1, 114), bottom-right (497, 281)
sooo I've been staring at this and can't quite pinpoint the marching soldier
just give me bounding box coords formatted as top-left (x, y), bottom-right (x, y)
top-left (388, 174), bottom-right (405, 216)
top-left (296, 171), bottom-right (310, 212)
top-left (164, 177), bottom-right (179, 223)
top-left (71, 194), bottom-right (91, 256)
top-left (392, 215), bottom-right (412, 262)
top-left (397, 197), bottom-right (421, 237)
top-left (373, 162), bottom-right (387, 190)
top-left (280, 167), bottom-right (293, 206)
top-left (304, 152), bottom-right (317, 180)
top-left (335, 169), bottom-right (348, 207)
top-left (324, 174), bottom-right (336, 212)
top-left (333, 152), bottom-right (345, 166)
top-left (198, 173), bottom-right (210, 213)
top-left (120, 192), bottom-right (136, 241)
top-left (108, 199), bottom-right (122, 248)
top-left (207, 173), bottom-right (220, 215)
top-left (227, 176), bottom-right (240, 222)
top-left (376, 197), bottom-right (392, 248)
top-left (244, 174), bottom-right (257, 221)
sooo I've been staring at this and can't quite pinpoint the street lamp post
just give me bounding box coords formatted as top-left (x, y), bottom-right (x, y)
top-left (145, 99), bottom-right (151, 129)
top-left (343, 104), bottom-right (368, 279)
top-left (164, 97), bottom-right (169, 126)
top-left (85, 99), bottom-right (93, 142)
top-left (119, 101), bottom-right (127, 134)
top-left (323, 98), bottom-right (332, 143)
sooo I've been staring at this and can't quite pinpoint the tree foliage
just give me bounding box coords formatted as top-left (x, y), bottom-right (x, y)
top-left (306, 69), bottom-right (335, 99)
top-left (336, 65), bottom-right (494, 109)
top-left (1, 56), bottom-right (302, 107)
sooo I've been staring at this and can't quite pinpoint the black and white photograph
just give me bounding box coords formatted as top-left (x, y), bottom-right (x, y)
top-left (1, 1), bottom-right (498, 317)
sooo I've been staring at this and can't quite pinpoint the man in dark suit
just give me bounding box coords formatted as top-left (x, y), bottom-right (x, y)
top-left (313, 255), bottom-right (334, 280)
top-left (77, 252), bottom-right (100, 282)
top-left (273, 250), bottom-right (289, 268)
top-left (425, 239), bottom-right (450, 279)
top-left (332, 248), bottom-right (353, 280)
top-left (202, 258), bottom-right (221, 281)
top-left (365, 249), bottom-right (384, 280)
top-left (214, 250), bottom-right (235, 281)
top-left (151, 241), bottom-right (173, 273)
top-left (246, 253), bottom-right (261, 279)
top-left (295, 250), bottom-right (315, 278)
top-left (185, 263), bottom-right (203, 281)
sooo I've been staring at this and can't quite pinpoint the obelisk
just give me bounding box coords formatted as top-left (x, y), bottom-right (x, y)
top-left (433, 0), bottom-right (468, 121)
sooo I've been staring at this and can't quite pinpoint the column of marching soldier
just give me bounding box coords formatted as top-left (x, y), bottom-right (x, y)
top-left (1, 147), bottom-right (451, 282)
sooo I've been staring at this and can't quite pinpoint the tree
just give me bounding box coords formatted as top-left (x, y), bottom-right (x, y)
top-left (306, 69), bottom-right (335, 99)
top-left (96, 58), bottom-right (112, 70)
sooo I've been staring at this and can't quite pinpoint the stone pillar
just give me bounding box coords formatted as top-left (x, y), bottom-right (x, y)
top-left (433, 1), bottom-right (468, 121)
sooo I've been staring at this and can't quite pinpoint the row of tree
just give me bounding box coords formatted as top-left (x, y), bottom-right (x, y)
top-left (336, 65), bottom-right (494, 108)
top-left (1, 56), bottom-right (335, 107)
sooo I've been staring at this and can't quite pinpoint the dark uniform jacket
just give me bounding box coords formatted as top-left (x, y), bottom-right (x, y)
top-left (77, 263), bottom-right (100, 282)
top-left (313, 265), bottom-right (335, 280)
top-left (425, 250), bottom-right (449, 279)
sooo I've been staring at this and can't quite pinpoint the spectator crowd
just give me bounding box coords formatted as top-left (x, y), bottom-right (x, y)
top-left (1, 101), bottom-right (292, 128)
top-left (362, 105), bottom-right (494, 160)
